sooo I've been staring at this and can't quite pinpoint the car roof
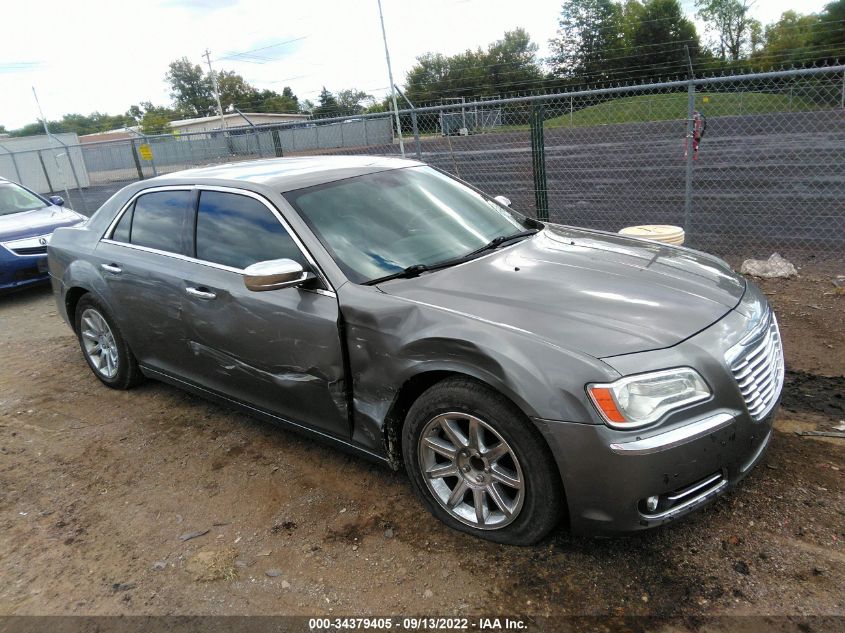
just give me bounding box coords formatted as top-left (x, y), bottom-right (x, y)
top-left (145, 155), bottom-right (424, 192)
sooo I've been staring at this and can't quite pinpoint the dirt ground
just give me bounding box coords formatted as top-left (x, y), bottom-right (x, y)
top-left (0, 265), bottom-right (843, 627)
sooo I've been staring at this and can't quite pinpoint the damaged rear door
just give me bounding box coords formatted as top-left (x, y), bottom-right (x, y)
top-left (178, 188), bottom-right (348, 438)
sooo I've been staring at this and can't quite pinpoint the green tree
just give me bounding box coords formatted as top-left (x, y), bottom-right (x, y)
top-left (628, 0), bottom-right (701, 77)
top-left (548, 0), bottom-right (622, 81)
top-left (754, 10), bottom-right (820, 66)
top-left (125, 102), bottom-right (182, 135)
top-left (696, 0), bottom-right (762, 61)
top-left (126, 105), bottom-right (144, 125)
top-left (336, 89), bottom-right (373, 116)
top-left (405, 29), bottom-right (544, 103)
top-left (405, 52), bottom-right (450, 103)
top-left (165, 57), bottom-right (214, 117)
top-left (216, 71), bottom-right (258, 112)
top-left (484, 29), bottom-right (544, 93)
top-left (365, 96), bottom-right (391, 113)
top-left (810, 0), bottom-right (845, 64)
top-left (312, 87), bottom-right (339, 117)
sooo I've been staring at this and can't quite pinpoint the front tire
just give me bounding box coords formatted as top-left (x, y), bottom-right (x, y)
top-left (74, 295), bottom-right (143, 390)
top-left (402, 377), bottom-right (563, 545)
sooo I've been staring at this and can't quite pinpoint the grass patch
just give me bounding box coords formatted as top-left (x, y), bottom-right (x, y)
top-left (543, 91), bottom-right (818, 129)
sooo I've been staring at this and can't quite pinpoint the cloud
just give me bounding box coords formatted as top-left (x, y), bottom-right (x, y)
top-left (158, 0), bottom-right (238, 10)
top-left (0, 61), bottom-right (43, 74)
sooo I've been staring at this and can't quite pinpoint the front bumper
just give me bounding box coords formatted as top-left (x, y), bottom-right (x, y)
top-left (0, 245), bottom-right (49, 291)
top-left (537, 405), bottom-right (776, 535)
top-left (537, 280), bottom-right (781, 535)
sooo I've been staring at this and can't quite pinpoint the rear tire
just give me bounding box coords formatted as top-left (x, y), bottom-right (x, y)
top-left (74, 295), bottom-right (143, 390)
top-left (402, 377), bottom-right (563, 545)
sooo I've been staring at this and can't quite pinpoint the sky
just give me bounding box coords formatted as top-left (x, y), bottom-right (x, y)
top-left (0, 0), bottom-right (832, 130)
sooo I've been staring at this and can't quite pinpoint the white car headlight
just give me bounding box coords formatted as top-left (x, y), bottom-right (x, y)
top-left (587, 368), bottom-right (711, 429)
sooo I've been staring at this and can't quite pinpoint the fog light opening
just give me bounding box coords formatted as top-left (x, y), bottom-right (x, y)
top-left (645, 495), bottom-right (659, 512)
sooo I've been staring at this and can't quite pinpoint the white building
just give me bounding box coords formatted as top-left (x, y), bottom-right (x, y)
top-left (170, 112), bottom-right (308, 134)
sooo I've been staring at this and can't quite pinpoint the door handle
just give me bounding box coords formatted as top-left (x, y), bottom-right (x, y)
top-left (101, 263), bottom-right (122, 274)
top-left (185, 286), bottom-right (217, 300)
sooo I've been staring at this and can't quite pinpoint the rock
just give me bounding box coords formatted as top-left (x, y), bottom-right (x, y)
top-left (740, 253), bottom-right (797, 279)
top-left (351, 544), bottom-right (358, 551)
top-left (256, 549), bottom-right (272, 557)
top-left (733, 560), bottom-right (750, 575)
top-left (384, 527), bottom-right (394, 539)
top-left (423, 589), bottom-right (433, 599)
top-left (179, 529), bottom-right (210, 542)
top-left (265, 569), bottom-right (283, 578)
top-left (152, 561), bottom-right (167, 571)
top-left (234, 560), bottom-right (249, 568)
top-left (281, 580), bottom-right (291, 589)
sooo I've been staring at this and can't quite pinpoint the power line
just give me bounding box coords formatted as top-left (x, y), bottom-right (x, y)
top-left (214, 36), bottom-right (309, 64)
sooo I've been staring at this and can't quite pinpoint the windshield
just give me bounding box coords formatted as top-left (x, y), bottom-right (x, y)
top-left (285, 166), bottom-right (527, 283)
top-left (0, 182), bottom-right (48, 216)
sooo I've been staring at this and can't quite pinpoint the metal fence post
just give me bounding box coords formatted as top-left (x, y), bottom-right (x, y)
top-left (37, 150), bottom-right (54, 192)
top-left (841, 69), bottom-right (845, 109)
top-left (683, 78), bottom-right (696, 238)
top-left (272, 129), bottom-right (284, 157)
top-left (410, 110), bottom-right (422, 160)
top-left (530, 104), bottom-right (549, 221)
top-left (130, 139), bottom-right (145, 180)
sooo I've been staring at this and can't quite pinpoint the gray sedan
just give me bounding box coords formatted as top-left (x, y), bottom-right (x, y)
top-left (48, 156), bottom-right (784, 544)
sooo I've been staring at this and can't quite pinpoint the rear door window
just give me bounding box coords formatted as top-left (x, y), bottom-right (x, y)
top-left (118, 190), bottom-right (193, 254)
top-left (194, 190), bottom-right (306, 270)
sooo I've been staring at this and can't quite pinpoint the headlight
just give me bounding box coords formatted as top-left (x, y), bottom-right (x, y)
top-left (587, 368), bottom-right (711, 429)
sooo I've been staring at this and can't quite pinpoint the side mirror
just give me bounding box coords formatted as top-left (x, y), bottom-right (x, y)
top-left (243, 258), bottom-right (311, 292)
top-left (49, 196), bottom-right (65, 207)
top-left (493, 195), bottom-right (511, 207)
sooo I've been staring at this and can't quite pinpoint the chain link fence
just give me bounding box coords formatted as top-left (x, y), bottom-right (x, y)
top-left (1, 65), bottom-right (843, 263)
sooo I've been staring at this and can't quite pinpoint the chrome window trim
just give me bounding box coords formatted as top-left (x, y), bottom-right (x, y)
top-left (608, 412), bottom-right (734, 455)
top-left (100, 184), bottom-right (336, 296)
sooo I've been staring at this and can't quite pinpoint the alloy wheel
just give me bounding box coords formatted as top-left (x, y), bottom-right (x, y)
top-left (418, 412), bottom-right (525, 530)
top-left (80, 308), bottom-right (119, 379)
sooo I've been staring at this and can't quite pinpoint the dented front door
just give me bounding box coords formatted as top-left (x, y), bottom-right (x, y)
top-left (179, 261), bottom-right (348, 438)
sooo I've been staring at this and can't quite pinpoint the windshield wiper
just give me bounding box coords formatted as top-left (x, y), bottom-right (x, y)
top-left (365, 229), bottom-right (539, 286)
top-left (461, 229), bottom-right (539, 259)
top-left (365, 264), bottom-right (431, 285)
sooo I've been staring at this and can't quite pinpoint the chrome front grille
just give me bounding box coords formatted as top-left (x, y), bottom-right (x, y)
top-left (727, 311), bottom-right (785, 421)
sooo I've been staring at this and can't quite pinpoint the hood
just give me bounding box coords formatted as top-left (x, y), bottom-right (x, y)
top-left (378, 224), bottom-right (746, 358)
top-left (0, 205), bottom-right (85, 242)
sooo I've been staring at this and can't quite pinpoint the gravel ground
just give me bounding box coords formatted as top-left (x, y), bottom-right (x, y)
top-left (0, 267), bottom-right (843, 626)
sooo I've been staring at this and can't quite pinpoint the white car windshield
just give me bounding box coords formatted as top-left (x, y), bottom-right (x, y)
top-left (285, 166), bottom-right (529, 284)
top-left (0, 182), bottom-right (47, 216)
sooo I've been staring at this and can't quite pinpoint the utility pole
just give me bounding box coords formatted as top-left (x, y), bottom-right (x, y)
top-left (376, 0), bottom-right (404, 157)
top-left (203, 49), bottom-right (228, 130)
